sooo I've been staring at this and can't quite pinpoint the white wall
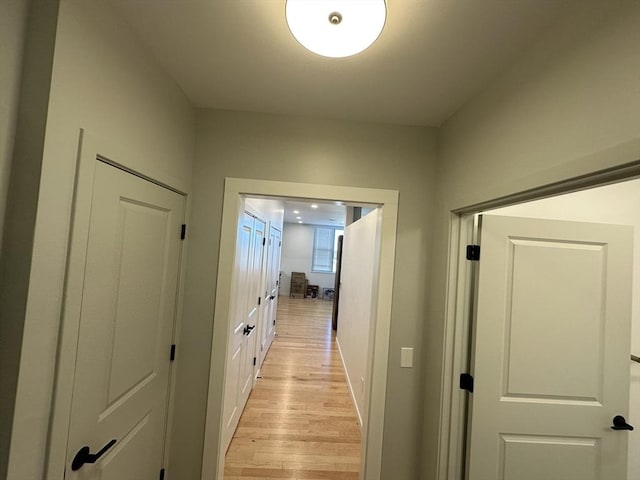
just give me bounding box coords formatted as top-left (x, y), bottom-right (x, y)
top-left (0, 0), bottom-right (29, 251)
top-left (0, 1), bottom-right (60, 476)
top-left (427, 0), bottom-right (640, 477)
top-left (488, 180), bottom-right (640, 478)
top-left (280, 223), bottom-right (336, 296)
top-left (0, 0), bottom-right (31, 471)
top-left (337, 209), bottom-right (380, 426)
top-left (245, 197), bottom-right (285, 231)
top-left (178, 109), bottom-right (437, 480)
top-left (2, 1), bottom-right (196, 478)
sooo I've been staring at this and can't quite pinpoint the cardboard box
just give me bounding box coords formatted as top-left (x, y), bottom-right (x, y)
top-left (290, 274), bottom-right (308, 298)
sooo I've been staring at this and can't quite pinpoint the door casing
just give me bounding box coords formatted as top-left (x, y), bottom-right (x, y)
top-left (201, 178), bottom-right (399, 480)
top-left (438, 161), bottom-right (640, 480)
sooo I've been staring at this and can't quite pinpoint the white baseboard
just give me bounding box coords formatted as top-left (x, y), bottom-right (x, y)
top-left (335, 337), bottom-right (363, 427)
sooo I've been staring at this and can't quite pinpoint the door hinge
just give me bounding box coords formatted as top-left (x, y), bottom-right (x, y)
top-left (159, 468), bottom-right (165, 480)
top-left (181, 224), bottom-right (187, 240)
top-left (253, 356), bottom-right (256, 366)
top-left (466, 245), bottom-right (480, 261)
top-left (170, 344), bottom-right (176, 362)
top-left (279, 241), bottom-right (282, 247)
top-left (258, 296), bottom-right (261, 306)
top-left (460, 373), bottom-right (474, 393)
top-left (273, 319), bottom-right (276, 325)
top-left (262, 237), bottom-right (266, 246)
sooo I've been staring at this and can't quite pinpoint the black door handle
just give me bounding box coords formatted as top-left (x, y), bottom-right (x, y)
top-left (611, 415), bottom-right (634, 431)
top-left (71, 439), bottom-right (117, 470)
top-left (244, 324), bottom-right (255, 335)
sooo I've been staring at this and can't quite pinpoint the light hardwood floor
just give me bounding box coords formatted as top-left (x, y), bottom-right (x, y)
top-left (224, 296), bottom-right (361, 480)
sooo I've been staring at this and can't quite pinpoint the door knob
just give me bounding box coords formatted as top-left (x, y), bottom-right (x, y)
top-left (71, 439), bottom-right (117, 470)
top-left (611, 415), bottom-right (634, 431)
top-left (244, 324), bottom-right (255, 335)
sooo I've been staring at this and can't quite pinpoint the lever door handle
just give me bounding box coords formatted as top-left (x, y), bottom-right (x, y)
top-left (71, 439), bottom-right (117, 470)
top-left (611, 415), bottom-right (634, 431)
top-left (244, 324), bottom-right (255, 335)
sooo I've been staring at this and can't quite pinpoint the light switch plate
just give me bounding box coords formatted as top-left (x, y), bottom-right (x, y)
top-left (400, 347), bottom-right (413, 368)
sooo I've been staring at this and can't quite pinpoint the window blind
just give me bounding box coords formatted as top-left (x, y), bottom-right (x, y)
top-left (312, 227), bottom-right (335, 273)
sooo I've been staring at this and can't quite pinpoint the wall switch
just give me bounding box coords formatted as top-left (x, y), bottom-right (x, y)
top-left (400, 347), bottom-right (413, 368)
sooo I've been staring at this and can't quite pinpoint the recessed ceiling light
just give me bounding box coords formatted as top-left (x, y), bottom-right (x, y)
top-left (298, 220), bottom-right (303, 224)
top-left (293, 210), bottom-right (300, 214)
top-left (286, 0), bottom-right (387, 58)
top-left (296, 216), bottom-right (301, 220)
top-left (310, 204), bottom-right (318, 209)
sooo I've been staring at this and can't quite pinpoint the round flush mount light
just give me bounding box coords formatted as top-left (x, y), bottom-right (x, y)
top-left (285, 0), bottom-right (387, 58)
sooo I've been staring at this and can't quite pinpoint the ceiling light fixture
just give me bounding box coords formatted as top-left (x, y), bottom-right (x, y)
top-left (285, 0), bottom-right (387, 58)
top-left (310, 204), bottom-right (319, 209)
top-left (293, 210), bottom-right (300, 214)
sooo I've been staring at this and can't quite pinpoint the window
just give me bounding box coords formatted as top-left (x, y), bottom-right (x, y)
top-left (312, 226), bottom-right (344, 273)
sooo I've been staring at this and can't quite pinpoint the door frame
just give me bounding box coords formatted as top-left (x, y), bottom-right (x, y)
top-left (45, 129), bottom-right (189, 479)
top-left (437, 159), bottom-right (640, 480)
top-left (201, 178), bottom-right (399, 480)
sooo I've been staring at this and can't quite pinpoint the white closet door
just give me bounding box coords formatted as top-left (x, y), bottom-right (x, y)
top-left (65, 161), bottom-right (184, 479)
top-left (467, 214), bottom-right (633, 480)
top-left (222, 213), bottom-right (265, 450)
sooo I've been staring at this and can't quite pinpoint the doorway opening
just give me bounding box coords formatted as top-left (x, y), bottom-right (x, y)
top-left (439, 172), bottom-right (640, 480)
top-left (201, 178), bottom-right (399, 480)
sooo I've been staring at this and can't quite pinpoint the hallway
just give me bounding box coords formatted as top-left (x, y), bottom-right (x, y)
top-left (224, 297), bottom-right (361, 479)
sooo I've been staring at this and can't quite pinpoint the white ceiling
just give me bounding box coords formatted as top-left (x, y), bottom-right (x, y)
top-left (107, 0), bottom-right (578, 127)
top-left (283, 200), bottom-right (346, 226)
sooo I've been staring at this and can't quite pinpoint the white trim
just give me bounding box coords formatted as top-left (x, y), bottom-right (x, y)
top-left (336, 337), bottom-right (363, 427)
top-left (162, 192), bottom-right (190, 479)
top-left (436, 213), bottom-right (475, 480)
top-left (45, 129), bottom-right (188, 479)
top-left (201, 178), bottom-right (398, 480)
top-left (46, 129), bottom-right (96, 480)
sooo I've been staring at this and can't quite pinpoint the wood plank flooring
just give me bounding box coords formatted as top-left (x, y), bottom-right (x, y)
top-left (224, 297), bottom-right (361, 480)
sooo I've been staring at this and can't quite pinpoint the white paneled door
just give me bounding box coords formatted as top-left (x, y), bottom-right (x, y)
top-left (263, 225), bottom-right (281, 358)
top-left (65, 161), bottom-right (184, 479)
top-left (467, 214), bottom-right (633, 480)
top-left (242, 216), bottom-right (265, 402)
top-left (222, 212), bottom-right (266, 451)
top-left (222, 212), bottom-right (253, 450)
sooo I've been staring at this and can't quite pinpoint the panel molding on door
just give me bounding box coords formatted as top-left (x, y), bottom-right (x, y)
top-left (263, 225), bottom-right (281, 363)
top-left (467, 214), bottom-right (633, 480)
top-left (221, 211), bottom-right (266, 451)
top-left (64, 160), bottom-right (185, 479)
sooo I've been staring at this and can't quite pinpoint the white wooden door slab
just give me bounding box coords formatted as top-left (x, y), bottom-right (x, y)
top-left (265, 226), bottom-right (281, 355)
top-left (241, 216), bottom-right (265, 403)
top-left (467, 214), bottom-right (633, 480)
top-left (65, 161), bottom-right (184, 478)
top-left (222, 212), bottom-right (265, 450)
top-left (222, 212), bottom-right (253, 450)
